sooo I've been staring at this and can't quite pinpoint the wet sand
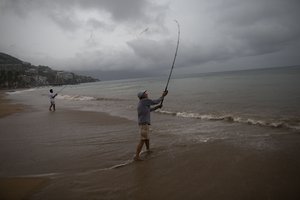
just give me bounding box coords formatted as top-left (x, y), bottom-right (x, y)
top-left (0, 95), bottom-right (137, 199)
top-left (0, 177), bottom-right (49, 200)
top-left (0, 91), bottom-right (25, 118)
top-left (0, 92), bottom-right (48, 200)
top-left (32, 135), bottom-right (300, 200)
top-left (1, 92), bottom-right (300, 199)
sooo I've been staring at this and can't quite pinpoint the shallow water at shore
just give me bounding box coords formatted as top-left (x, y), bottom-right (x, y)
top-left (1, 107), bottom-right (300, 199)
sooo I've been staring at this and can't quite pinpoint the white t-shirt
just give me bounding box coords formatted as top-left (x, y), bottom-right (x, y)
top-left (49, 92), bottom-right (56, 103)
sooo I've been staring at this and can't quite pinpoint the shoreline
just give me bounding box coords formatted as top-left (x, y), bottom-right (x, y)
top-left (0, 90), bottom-right (26, 118)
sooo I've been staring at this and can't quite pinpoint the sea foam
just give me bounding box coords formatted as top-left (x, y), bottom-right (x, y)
top-left (156, 110), bottom-right (299, 131)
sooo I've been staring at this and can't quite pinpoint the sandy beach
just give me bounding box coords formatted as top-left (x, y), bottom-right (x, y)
top-left (0, 91), bottom-right (137, 199)
top-left (0, 91), bottom-right (25, 118)
top-left (1, 91), bottom-right (300, 199)
top-left (30, 135), bottom-right (300, 200)
top-left (0, 91), bottom-right (48, 200)
top-left (0, 177), bottom-right (49, 200)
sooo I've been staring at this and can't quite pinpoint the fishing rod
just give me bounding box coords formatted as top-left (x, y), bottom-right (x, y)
top-left (56, 85), bottom-right (67, 94)
top-left (161, 20), bottom-right (180, 106)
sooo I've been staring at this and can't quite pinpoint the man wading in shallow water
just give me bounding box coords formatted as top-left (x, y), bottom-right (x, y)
top-left (49, 89), bottom-right (57, 111)
top-left (134, 90), bottom-right (168, 161)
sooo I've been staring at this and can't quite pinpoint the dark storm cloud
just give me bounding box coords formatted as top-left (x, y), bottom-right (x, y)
top-left (0, 0), bottom-right (156, 24)
top-left (172, 0), bottom-right (300, 70)
top-left (1, 0), bottom-right (300, 79)
top-left (212, 0), bottom-right (300, 56)
top-left (121, 0), bottom-right (300, 73)
top-left (48, 8), bottom-right (81, 32)
top-left (0, 0), bottom-right (166, 34)
top-left (0, 0), bottom-right (80, 31)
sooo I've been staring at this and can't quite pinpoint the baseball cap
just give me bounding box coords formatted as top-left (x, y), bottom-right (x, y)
top-left (137, 90), bottom-right (147, 99)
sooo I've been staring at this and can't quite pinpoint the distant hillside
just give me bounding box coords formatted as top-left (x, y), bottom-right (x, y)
top-left (0, 52), bottom-right (23, 64)
top-left (0, 52), bottom-right (99, 89)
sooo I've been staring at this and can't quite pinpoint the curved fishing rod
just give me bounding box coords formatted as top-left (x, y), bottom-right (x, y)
top-left (161, 20), bottom-right (180, 107)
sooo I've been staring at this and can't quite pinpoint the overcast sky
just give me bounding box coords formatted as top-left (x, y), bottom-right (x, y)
top-left (0, 0), bottom-right (300, 80)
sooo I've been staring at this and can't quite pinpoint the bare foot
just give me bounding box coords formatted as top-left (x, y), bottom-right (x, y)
top-left (134, 156), bottom-right (143, 161)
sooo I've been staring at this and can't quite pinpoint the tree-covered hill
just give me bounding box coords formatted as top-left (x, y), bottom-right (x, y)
top-left (0, 52), bottom-right (99, 89)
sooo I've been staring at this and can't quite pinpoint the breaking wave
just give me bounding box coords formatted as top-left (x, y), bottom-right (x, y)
top-left (57, 94), bottom-right (95, 101)
top-left (57, 94), bottom-right (124, 102)
top-left (157, 110), bottom-right (300, 131)
top-left (6, 88), bottom-right (37, 95)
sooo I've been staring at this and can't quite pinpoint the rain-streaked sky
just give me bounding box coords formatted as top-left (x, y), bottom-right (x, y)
top-left (1, 0), bottom-right (300, 79)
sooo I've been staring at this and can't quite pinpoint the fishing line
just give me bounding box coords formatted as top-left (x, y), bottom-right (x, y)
top-left (161, 20), bottom-right (180, 106)
top-left (56, 85), bottom-right (67, 94)
top-left (139, 27), bottom-right (149, 35)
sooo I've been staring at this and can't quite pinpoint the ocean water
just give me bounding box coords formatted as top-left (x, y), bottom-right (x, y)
top-left (8, 66), bottom-right (300, 143)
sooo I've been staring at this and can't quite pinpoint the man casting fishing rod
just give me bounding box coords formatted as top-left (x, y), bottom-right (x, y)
top-left (134, 90), bottom-right (168, 161)
top-left (134, 20), bottom-right (180, 161)
top-left (49, 89), bottom-right (58, 111)
top-left (48, 86), bottom-right (67, 112)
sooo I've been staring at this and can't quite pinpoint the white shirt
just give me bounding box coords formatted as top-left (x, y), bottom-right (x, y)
top-left (49, 92), bottom-right (56, 103)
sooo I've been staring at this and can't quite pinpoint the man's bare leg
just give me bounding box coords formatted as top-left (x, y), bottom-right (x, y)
top-left (145, 139), bottom-right (150, 151)
top-left (134, 140), bottom-right (145, 161)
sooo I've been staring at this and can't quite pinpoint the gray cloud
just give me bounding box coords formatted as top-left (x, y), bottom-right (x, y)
top-left (86, 19), bottom-right (114, 31)
top-left (77, 0), bottom-right (150, 22)
top-left (48, 8), bottom-right (81, 32)
top-left (0, 0), bottom-right (160, 25)
top-left (1, 0), bottom-right (300, 80)
top-left (213, 0), bottom-right (300, 56)
top-left (127, 38), bottom-right (175, 69)
top-left (169, 0), bottom-right (300, 71)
